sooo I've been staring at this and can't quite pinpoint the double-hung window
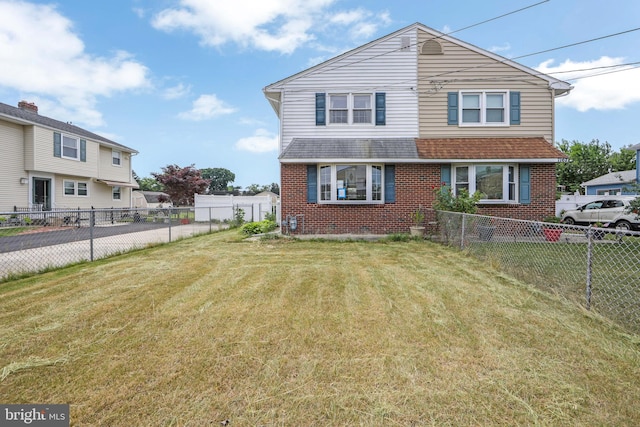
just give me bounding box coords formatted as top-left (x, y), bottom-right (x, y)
top-left (62, 135), bottom-right (79, 159)
top-left (460, 91), bottom-right (508, 126)
top-left (63, 180), bottom-right (89, 197)
top-left (112, 186), bottom-right (121, 200)
top-left (452, 164), bottom-right (517, 203)
top-left (318, 164), bottom-right (383, 203)
top-left (328, 94), bottom-right (373, 125)
top-left (112, 150), bottom-right (121, 166)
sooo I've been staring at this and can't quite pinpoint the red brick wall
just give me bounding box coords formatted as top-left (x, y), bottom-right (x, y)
top-left (280, 163), bottom-right (557, 234)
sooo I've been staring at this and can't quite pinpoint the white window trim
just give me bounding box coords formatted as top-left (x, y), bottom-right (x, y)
top-left (318, 164), bottom-right (384, 204)
top-left (112, 186), bottom-right (122, 201)
top-left (452, 164), bottom-right (518, 204)
top-left (327, 93), bottom-right (374, 126)
top-left (112, 150), bottom-right (122, 167)
top-left (62, 135), bottom-right (80, 160)
top-left (459, 90), bottom-right (509, 127)
top-left (63, 179), bottom-right (89, 197)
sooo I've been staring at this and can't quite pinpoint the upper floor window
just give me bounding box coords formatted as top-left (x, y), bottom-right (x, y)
top-left (112, 150), bottom-right (121, 166)
top-left (328, 94), bottom-right (373, 125)
top-left (448, 91), bottom-right (520, 127)
top-left (316, 92), bottom-right (385, 126)
top-left (318, 164), bottom-right (383, 203)
top-left (452, 164), bottom-right (517, 203)
top-left (461, 91), bottom-right (507, 125)
top-left (62, 135), bottom-right (79, 159)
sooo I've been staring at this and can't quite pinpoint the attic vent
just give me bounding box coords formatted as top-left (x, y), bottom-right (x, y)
top-left (421, 40), bottom-right (443, 55)
top-left (400, 36), bottom-right (411, 51)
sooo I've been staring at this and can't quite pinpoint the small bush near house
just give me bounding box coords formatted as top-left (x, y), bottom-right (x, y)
top-left (433, 185), bottom-right (482, 214)
top-left (240, 219), bottom-right (277, 235)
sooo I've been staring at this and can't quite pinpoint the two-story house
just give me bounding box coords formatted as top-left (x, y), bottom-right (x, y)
top-left (263, 23), bottom-right (571, 234)
top-left (0, 101), bottom-right (138, 212)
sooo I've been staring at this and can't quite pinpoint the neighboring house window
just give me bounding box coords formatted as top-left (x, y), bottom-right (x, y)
top-left (317, 92), bottom-right (385, 126)
top-left (54, 132), bottom-right (86, 162)
top-left (452, 164), bottom-right (517, 203)
top-left (112, 150), bottom-right (121, 166)
top-left (448, 91), bottom-right (520, 126)
top-left (596, 188), bottom-right (622, 196)
top-left (317, 164), bottom-right (383, 203)
top-left (62, 135), bottom-right (79, 159)
top-left (112, 186), bottom-right (121, 200)
top-left (63, 180), bottom-right (89, 196)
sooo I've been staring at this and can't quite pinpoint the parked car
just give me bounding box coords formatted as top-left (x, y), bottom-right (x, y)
top-left (561, 197), bottom-right (640, 231)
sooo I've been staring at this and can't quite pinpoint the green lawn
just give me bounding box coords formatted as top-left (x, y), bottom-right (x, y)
top-left (1, 230), bottom-right (639, 425)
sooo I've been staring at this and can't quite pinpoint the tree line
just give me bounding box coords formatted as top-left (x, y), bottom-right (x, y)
top-left (133, 165), bottom-right (279, 206)
top-left (556, 139), bottom-right (636, 194)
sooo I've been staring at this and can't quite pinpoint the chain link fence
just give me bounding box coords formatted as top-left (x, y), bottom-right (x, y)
top-left (0, 207), bottom-right (236, 281)
top-left (433, 209), bottom-right (640, 333)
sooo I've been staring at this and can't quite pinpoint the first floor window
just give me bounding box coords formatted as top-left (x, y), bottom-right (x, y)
top-left (64, 180), bottom-right (75, 196)
top-left (63, 180), bottom-right (88, 196)
top-left (453, 164), bottom-right (517, 203)
top-left (319, 164), bottom-right (383, 203)
top-left (112, 186), bottom-right (121, 200)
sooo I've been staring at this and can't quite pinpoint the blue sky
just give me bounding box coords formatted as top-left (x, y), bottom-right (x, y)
top-left (1, 0), bottom-right (639, 189)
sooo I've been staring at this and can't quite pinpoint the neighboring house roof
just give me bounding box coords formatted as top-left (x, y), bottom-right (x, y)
top-left (137, 191), bottom-right (171, 203)
top-left (279, 138), bottom-right (418, 162)
top-left (629, 143), bottom-right (640, 151)
top-left (0, 102), bottom-right (137, 153)
top-left (581, 170), bottom-right (637, 187)
top-left (415, 137), bottom-right (568, 163)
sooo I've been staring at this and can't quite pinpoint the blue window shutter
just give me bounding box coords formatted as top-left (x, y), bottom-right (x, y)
top-left (447, 92), bottom-right (458, 125)
top-left (315, 93), bottom-right (326, 126)
top-left (384, 165), bottom-right (395, 203)
top-left (519, 164), bottom-right (531, 204)
top-left (440, 164), bottom-right (451, 187)
top-left (510, 91), bottom-right (521, 125)
top-left (54, 132), bottom-right (61, 158)
top-left (307, 165), bottom-right (317, 203)
top-left (375, 92), bottom-right (386, 125)
top-left (80, 139), bottom-right (86, 162)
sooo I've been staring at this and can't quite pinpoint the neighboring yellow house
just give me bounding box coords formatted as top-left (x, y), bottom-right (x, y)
top-left (0, 101), bottom-right (138, 212)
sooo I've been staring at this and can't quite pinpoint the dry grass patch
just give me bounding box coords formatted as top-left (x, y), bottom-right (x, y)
top-left (1, 231), bottom-right (639, 425)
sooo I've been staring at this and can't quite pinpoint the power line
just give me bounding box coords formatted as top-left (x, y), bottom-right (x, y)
top-left (269, 0), bottom-right (550, 89)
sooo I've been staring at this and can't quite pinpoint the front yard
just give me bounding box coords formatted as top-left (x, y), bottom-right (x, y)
top-left (1, 231), bottom-right (639, 425)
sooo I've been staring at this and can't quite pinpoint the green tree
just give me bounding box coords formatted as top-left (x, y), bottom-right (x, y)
top-left (200, 167), bottom-right (235, 193)
top-left (152, 164), bottom-right (210, 206)
top-left (137, 177), bottom-right (164, 192)
top-left (609, 146), bottom-right (637, 172)
top-left (556, 139), bottom-right (613, 193)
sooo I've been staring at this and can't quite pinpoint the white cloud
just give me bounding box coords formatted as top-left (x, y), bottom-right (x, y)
top-left (536, 56), bottom-right (640, 112)
top-left (488, 42), bottom-right (511, 54)
top-left (162, 83), bottom-right (191, 100)
top-left (178, 94), bottom-right (237, 120)
top-left (0, 1), bottom-right (150, 127)
top-left (235, 129), bottom-right (278, 152)
top-left (151, 0), bottom-right (390, 54)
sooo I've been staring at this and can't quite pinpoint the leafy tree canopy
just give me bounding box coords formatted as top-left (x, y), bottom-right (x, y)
top-left (555, 139), bottom-right (634, 193)
top-left (151, 164), bottom-right (209, 206)
top-left (200, 167), bottom-right (235, 193)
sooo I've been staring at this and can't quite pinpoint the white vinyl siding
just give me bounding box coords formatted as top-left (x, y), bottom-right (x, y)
top-left (274, 27), bottom-right (420, 152)
top-left (417, 29), bottom-right (554, 140)
top-left (0, 121), bottom-right (29, 211)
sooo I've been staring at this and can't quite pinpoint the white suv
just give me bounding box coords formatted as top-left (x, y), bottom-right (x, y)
top-left (561, 197), bottom-right (640, 231)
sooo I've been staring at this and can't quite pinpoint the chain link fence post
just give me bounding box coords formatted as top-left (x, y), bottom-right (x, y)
top-left (89, 209), bottom-right (95, 262)
top-left (586, 226), bottom-right (593, 310)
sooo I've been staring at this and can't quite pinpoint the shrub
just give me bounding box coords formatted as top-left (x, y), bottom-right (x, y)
top-left (433, 186), bottom-right (482, 214)
top-left (241, 220), bottom-right (277, 235)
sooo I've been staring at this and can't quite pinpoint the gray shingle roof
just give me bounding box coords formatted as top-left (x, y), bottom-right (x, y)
top-left (279, 138), bottom-right (418, 161)
top-left (0, 102), bottom-right (137, 153)
top-left (581, 169), bottom-right (637, 187)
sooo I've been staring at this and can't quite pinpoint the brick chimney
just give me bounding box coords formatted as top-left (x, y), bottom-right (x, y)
top-left (18, 101), bottom-right (38, 114)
